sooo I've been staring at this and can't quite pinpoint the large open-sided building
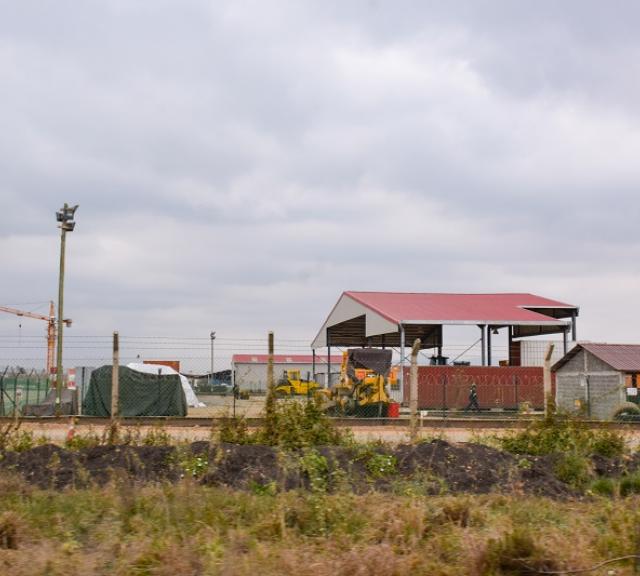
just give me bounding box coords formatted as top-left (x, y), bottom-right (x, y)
top-left (311, 291), bottom-right (579, 404)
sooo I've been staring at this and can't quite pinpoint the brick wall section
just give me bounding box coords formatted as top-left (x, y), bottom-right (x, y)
top-left (403, 366), bottom-right (544, 410)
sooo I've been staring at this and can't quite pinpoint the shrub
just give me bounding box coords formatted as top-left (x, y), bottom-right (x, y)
top-left (590, 430), bottom-right (626, 458)
top-left (554, 453), bottom-right (591, 490)
top-left (218, 415), bottom-right (251, 444)
top-left (480, 527), bottom-right (557, 575)
top-left (590, 477), bottom-right (616, 497)
top-left (498, 415), bottom-right (627, 458)
top-left (365, 453), bottom-right (398, 479)
top-left (299, 448), bottom-right (329, 493)
top-left (620, 472), bottom-right (640, 497)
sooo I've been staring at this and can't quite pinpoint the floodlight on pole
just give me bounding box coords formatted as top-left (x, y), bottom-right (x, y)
top-left (55, 203), bottom-right (78, 416)
top-left (210, 331), bottom-right (216, 383)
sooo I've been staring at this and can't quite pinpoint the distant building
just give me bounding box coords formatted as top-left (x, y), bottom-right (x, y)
top-left (553, 343), bottom-right (640, 419)
top-left (232, 354), bottom-right (342, 393)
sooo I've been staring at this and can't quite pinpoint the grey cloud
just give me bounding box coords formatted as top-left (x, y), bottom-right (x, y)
top-left (1, 0), bottom-right (639, 346)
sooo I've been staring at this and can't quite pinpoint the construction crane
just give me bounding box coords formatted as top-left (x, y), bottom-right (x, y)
top-left (0, 302), bottom-right (71, 377)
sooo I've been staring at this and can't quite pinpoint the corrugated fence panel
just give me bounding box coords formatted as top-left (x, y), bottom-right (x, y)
top-left (403, 366), bottom-right (544, 410)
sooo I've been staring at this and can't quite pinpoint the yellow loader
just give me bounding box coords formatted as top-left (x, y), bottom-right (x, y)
top-left (275, 369), bottom-right (320, 398)
top-left (319, 349), bottom-right (397, 417)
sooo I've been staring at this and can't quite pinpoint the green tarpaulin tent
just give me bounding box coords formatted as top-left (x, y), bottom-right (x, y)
top-left (83, 365), bottom-right (187, 417)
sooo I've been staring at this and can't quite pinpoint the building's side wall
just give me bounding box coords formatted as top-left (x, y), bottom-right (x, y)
top-left (588, 374), bottom-right (626, 420)
top-left (585, 353), bottom-right (616, 373)
top-left (558, 349), bottom-right (587, 373)
top-left (555, 374), bottom-right (584, 414)
top-left (555, 350), bottom-right (625, 419)
top-left (233, 362), bottom-right (338, 392)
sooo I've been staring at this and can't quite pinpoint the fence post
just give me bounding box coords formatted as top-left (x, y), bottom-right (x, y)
top-left (0, 367), bottom-right (9, 416)
top-left (264, 331), bottom-right (276, 442)
top-left (514, 374), bottom-right (519, 410)
top-left (25, 370), bottom-right (32, 408)
top-left (111, 331), bottom-right (119, 421)
top-left (12, 372), bottom-right (18, 418)
top-left (543, 343), bottom-right (555, 418)
top-left (409, 338), bottom-right (421, 441)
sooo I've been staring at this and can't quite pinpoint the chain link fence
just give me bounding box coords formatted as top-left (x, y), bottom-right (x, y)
top-left (0, 333), bottom-right (567, 419)
top-left (0, 368), bottom-right (51, 416)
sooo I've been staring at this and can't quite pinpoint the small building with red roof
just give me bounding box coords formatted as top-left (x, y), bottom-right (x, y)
top-left (553, 343), bottom-right (640, 419)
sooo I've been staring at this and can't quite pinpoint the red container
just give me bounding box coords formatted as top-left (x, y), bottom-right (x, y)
top-left (387, 402), bottom-right (400, 418)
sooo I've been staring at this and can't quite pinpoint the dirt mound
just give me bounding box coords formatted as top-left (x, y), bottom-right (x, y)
top-left (0, 444), bottom-right (179, 489)
top-left (395, 440), bottom-right (514, 493)
top-left (0, 440), bottom-right (617, 498)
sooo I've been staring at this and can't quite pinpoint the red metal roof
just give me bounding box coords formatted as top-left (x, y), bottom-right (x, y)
top-left (579, 344), bottom-right (640, 372)
top-left (232, 354), bottom-right (342, 365)
top-left (345, 291), bottom-right (577, 324)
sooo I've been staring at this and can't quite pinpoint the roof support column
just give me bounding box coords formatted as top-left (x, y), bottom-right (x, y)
top-left (487, 326), bottom-right (492, 366)
top-left (326, 328), bottom-right (331, 388)
top-left (571, 312), bottom-right (577, 342)
top-left (563, 326), bottom-right (568, 356)
top-left (399, 323), bottom-right (405, 400)
top-left (479, 325), bottom-right (486, 366)
top-left (312, 349), bottom-right (316, 383)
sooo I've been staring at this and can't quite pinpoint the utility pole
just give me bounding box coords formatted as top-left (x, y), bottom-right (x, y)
top-left (55, 203), bottom-right (78, 416)
top-left (210, 331), bottom-right (216, 383)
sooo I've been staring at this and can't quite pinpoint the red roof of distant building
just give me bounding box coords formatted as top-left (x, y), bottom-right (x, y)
top-left (345, 291), bottom-right (577, 324)
top-left (554, 343), bottom-right (640, 372)
top-left (232, 354), bottom-right (342, 365)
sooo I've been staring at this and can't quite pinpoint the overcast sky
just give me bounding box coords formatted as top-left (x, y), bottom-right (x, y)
top-left (1, 1), bottom-right (639, 355)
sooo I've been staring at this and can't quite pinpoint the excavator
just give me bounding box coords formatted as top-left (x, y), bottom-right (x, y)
top-left (319, 349), bottom-right (397, 417)
top-left (275, 369), bottom-right (320, 397)
top-left (0, 302), bottom-right (71, 377)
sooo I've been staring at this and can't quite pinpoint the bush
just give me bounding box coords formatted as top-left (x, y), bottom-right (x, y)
top-left (620, 472), bottom-right (640, 497)
top-left (554, 453), bottom-right (591, 489)
top-left (365, 453), bottom-right (398, 479)
top-left (590, 430), bottom-right (626, 458)
top-left (590, 477), bottom-right (616, 497)
top-left (217, 399), bottom-right (348, 449)
top-left (498, 415), bottom-right (627, 458)
top-left (480, 527), bottom-right (557, 575)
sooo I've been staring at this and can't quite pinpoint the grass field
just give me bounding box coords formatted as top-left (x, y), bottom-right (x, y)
top-left (3, 406), bottom-right (640, 574)
top-left (1, 481), bottom-right (640, 575)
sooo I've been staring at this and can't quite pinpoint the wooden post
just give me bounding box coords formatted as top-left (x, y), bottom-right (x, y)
top-left (410, 338), bottom-right (421, 442)
top-left (267, 331), bottom-right (274, 391)
top-left (264, 331), bottom-right (276, 441)
top-left (543, 343), bottom-right (555, 418)
top-left (111, 331), bottom-right (119, 421)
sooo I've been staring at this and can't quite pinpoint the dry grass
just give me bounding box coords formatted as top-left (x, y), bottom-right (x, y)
top-left (1, 475), bottom-right (640, 575)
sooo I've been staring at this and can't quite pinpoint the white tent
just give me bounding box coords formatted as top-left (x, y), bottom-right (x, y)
top-left (126, 363), bottom-right (205, 408)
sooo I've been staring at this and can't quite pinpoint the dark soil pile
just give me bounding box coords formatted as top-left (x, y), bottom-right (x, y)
top-left (0, 439), bottom-right (629, 498)
top-left (0, 444), bottom-right (179, 489)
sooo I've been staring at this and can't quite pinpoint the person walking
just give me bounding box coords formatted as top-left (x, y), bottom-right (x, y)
top-left (465, 382), bottom-right (480, 412)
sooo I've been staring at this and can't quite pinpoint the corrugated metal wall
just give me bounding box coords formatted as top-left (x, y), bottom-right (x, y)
top-left (403, 366), bottom-right (545, 410)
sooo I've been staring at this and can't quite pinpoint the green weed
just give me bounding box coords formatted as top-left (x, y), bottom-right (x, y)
top-left (590, 477), bottom-right (617, 497)
top-left (498, 414), bottom-right (627, 458)
top-left (554, 452), bottom-right (591, 490)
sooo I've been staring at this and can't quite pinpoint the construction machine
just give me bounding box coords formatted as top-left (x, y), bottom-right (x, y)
top-left (0, 302), bottom-right (71, 377)
top-left (275, 369), bottom-right (320, 397)
top-left (320, 349), bottom-right (397, 417)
